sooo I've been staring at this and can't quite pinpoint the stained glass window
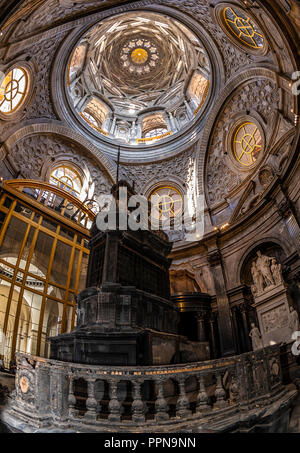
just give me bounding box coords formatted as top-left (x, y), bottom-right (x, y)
top-left (50, 165), bottom-right (82, 198)
top-left (233, 122), bottom-right (262, 167)
top-left (150, 187), bottom-right (183, 222)
top-left (223, 7), bottom-right (264, 49)
top-left (0, 67), bottom-right (28, 114)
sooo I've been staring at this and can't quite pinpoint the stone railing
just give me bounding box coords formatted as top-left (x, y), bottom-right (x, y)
top-left (1, 345), bottom-right (296, 433)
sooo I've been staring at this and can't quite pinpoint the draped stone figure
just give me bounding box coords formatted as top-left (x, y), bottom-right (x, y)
top-left (251, 252), bottom-right (284, 297)
top-left (249, 323), bottom-right (263, 351)
top-left (256, 251), bottom-right (274, 287)
top-left (271, 259), bottom-right (283, 286)
top-left (251, 261), bottom-right (264, 295)
top-left (289, 306), bottom-right (300, 335)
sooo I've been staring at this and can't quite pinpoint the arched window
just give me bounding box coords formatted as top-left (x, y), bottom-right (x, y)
top-left (81, 111), bottom-right (98, 128)
top-left (223, 7), bottom-right (264, 49)
top-left (233, 122), bottom-right (262, 167)
top-left (144, 128), bottom-right (168, 139)
top-left (0, 67), bottom-right (28, 114)
top-left (50, 165), bottom-right (83, 198)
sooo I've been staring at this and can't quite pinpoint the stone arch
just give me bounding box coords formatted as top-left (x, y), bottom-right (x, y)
top-left (196, 66), bottom-right (279, 199)
top-left (0, 122), bottom-right (117, 183)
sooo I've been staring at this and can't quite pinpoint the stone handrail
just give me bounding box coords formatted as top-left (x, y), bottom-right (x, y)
top-left (2, 345), bottom-right (289, 432)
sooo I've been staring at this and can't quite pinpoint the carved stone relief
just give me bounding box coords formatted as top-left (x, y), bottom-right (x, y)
top-left (206, 79), bottom-right (280, 206)
top-left (161, 0), bottom-right (254, 79)
top-left (120, 148), bottom-right (195, 195)
top-left (8, 134), bottom-right (111, 198)
top-left (251, 251), bottom-right (283, 297)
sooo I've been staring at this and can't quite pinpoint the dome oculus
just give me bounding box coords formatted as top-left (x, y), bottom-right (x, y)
top-left (131, 48), bottom-right (149, 65)
top-left (66, 12), bottom-right (212, 147)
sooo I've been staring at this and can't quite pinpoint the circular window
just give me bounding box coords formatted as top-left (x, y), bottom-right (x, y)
top-left (0, 67), bottom-right (28, 114)
top-left (50, 165), bottom-right (83, 198)
top-left (223, 6), bottom-right (264, 50)
top-left (150, 187), bottom-right (183, 222)
top-left (233, 122), bottom-right (263, 167)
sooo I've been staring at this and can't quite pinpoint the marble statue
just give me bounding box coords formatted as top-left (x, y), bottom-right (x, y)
top-left (75, 304), bottom-right (85, 326)
top-left (256, 251), bottom-right (274, 287)
top-left (271, 258), bottom-right (283, 286)
top-left (251, 261), bottom-right (264, 295)
top-left (251, 252), bottom-right (284, 297)
top-left (249, 323), bottom-right (263, 351)
top-left (289, 306), bottom-right (300, 335)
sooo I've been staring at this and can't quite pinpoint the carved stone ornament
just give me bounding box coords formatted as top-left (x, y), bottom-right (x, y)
top-left (249, 324), bottom-right (263, 351)
top-left (19, 375), bottom-right (29, 393)
top-left (251, 251), bottom-right (283, 297)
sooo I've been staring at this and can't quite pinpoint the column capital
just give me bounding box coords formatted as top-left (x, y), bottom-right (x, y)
top-left (207, 250), bottom-right (222, 267)
top-left (239, 303), bottom-right (248, 313)
top-left (277, 198), bottom-right (294, 219)
top-left (195, 310), bottom-right (207, 320)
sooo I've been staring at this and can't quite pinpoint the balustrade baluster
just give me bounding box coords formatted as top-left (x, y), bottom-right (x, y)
top-left (155, 379), bottom-right (169, 421)
top-left (108, 379), bottom-right (121, 422)
top-left (68, 375), bottom-right (77, 418)
top-left (132, 380), bottom-right (145, 424)
top-left (214, 372), bottom-right (227, 409)
top-left (85, 378), bottom-right (97, 421)
top-left (196, 374), bottom-right (209, 413)
top-left (176, 377), bottom-right (191, 418)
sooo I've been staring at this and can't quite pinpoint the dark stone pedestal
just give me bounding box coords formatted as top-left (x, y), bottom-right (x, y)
top-left (50, 283), bottom-right (183, 366)
top-left (49, 182), bottom-right (210, 366)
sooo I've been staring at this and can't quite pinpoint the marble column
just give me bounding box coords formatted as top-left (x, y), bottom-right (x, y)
top-left (110, 117), bottom-right (117, 135)
top-left (208, 250), bottom-right (235, 357)
top-left (231, 306), bottom-right (242, 354)
top-left (184, 99), bottom-right (194, 119)
top-left (168, 112), bottom-right (178, 133)
top-left (239, 303), bottom-right (251, 352)
top-left (195, 311), bottom-right (207, 342)
top-left (208, 312), bottom-right (217, 358)
top-left (277, 197), bottom-right (300, 255)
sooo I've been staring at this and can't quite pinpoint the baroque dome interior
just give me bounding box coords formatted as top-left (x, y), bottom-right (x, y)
top-left (66, 11), bottom-right (211, 147)
top-left (0, 0), bottom-right (299, 436)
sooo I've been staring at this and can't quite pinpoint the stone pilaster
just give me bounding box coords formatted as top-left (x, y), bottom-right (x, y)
top-left (208, 250), bottom-right (235, 357)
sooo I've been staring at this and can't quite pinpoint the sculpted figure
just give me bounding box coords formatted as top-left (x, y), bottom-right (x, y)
top-left (271, 258), bottom-right (283, 286)
top-left (75, 304), bottom-right (85, 326)
top-left (249, 322), bottom-right (263, 351)
top-left (256, 251), bottom-right (274, 288)
top-left (289, 306), bottom-right (300, 335)
top-left (251, 261), bottom-right (264, 295)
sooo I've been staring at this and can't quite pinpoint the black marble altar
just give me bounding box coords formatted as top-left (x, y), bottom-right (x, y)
top-left (50, 181), bottom-right (203, 366)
